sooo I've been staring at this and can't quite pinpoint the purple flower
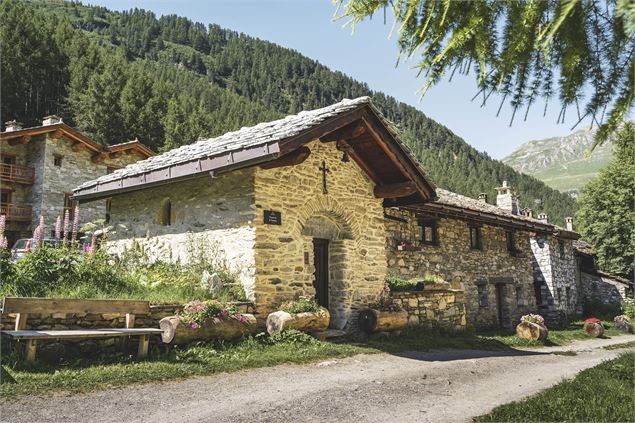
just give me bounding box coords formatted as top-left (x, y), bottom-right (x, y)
top-left (54, 216), bottom-right (62, 242)
top-left (191, 322), bottom-right (200, 329)
top-left (71, 205), bottom-right (80, 243)
top-left (62, 210), bottom-right (70, 244)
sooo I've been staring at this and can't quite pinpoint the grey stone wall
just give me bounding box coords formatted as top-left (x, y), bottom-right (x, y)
top-left (385, 210), bottom-right (536, 330)
top-left (105, 170), bottom-right (257, 298)
top-left (580, 271), bottom-right (632, 305)
top-left (392, 290), bottom-right (466, 330)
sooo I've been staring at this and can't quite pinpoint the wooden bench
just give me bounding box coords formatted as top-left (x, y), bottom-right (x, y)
top-left (1, 297), bottom-right (164, 362)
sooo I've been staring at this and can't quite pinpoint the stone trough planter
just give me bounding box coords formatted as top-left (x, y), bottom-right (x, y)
top-left (159, 314), bottom-right (257, 345)
top-left (583, 321), bottom-right (605, 338)
top-left (358, 309), bottom-right (408, 334)
top-left (516, 321), bottom-right (548, 341)
top-left (614, 315), bottom-right (633, 333)
top-left (266, 309), bottom-right (330, 335)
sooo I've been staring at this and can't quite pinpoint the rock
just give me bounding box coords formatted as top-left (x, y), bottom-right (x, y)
top-left (584, 322), bottom-right (605, 337)
top-left (39, 342), bottom-right (66, 364)
top-left (77, 340), bottom-right (99, 356)
top-left (516, 321), bottom-right (548, 341)
top-left (614, 315), bottom-right (633, 333)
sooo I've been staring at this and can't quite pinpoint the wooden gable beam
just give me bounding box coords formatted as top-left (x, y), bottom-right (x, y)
top-left (91, 152), bottom-right (107, 163)
top-left (71, 142), bottom-right (87, 152)
top-left (7, 135), bottom-right (31, 146)
top-left (260, 146), bottom-right (310, 170)
top-left (319, 121), bottom-right (366, 142)
top-left (374, 181), bottom-right (418, 198)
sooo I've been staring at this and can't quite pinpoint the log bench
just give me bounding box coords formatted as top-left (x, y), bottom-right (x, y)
top-left (1, 297), bottom-right (164, 362)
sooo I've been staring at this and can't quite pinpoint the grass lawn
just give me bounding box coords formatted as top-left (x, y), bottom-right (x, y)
top-left (1, 324), bottom-right (632, 399)
top-left (474, 352), bottom-right (635, 422)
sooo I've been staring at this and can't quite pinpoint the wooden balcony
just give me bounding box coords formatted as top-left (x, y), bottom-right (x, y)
top-left (0, 203), bottom-right (32, 222)
top-left (0, 163), bottom-right (35, 184)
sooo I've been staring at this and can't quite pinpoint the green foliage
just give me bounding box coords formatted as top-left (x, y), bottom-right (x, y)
top-left (1, 0), bottom-right (577, 225)
top-left (336, 0), bottom-right (635, 148)
top-left (386, 275), bottom-right (418, 292)
top-left (268, 329), bottom-right (318, 346)
top-left (279, 297), bottom-right (322, 314)
top-left (474, 353), bottom-right (634, 422)
top-left (582, 296), bottom-right (623, 321)
top-left (577, 122), bottom-right (635, 277)
top-left (621, 298), bottom-right (635, 319)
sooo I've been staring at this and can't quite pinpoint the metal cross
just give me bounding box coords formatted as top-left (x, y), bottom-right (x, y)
top-left (319, 160), bottom-right (330, 194)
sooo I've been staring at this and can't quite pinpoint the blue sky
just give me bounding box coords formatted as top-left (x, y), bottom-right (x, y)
top-left (87, 0), bottom-right (584, 159)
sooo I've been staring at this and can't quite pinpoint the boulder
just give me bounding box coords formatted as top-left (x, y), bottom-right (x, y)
top-left (614, 315), bottom-right (633, 333)
top-left (516, 321), bottom-right (548, 341)
top-left (584, 322), bottom-right (605, 338)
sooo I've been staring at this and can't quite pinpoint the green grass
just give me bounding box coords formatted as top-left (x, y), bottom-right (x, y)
top-left (2, 324), bottom-right (632, 399)
top-left (474, 352), bottom-right (634, 422)
top-left (603, 341), bottom-right (635, 350)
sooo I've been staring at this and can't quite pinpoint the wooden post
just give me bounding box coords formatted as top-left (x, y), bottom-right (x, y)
top-left (137, 334), bottom-right (149, 359)
top-left (25, 339), bottom-right (37, 363)
top-left (15, 313), bottom-right (27, 330)
top-left (125, 313), bottom-right (135, 329)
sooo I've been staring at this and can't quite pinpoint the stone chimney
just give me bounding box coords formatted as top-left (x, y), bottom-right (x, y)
top-left (478, 193), bottom-right (488, 203)
top-left (4, 120), bottom-right (23, 132)
top-left (565, 216), bottom-right (574, 231)
top-left (495, 181), bottom-right (520, 215)
top-left (521, 208), bottom-right (533, 218)
top-left (42, 115), bottom-right (62, 126)
top-left (538, 213), bottom-right (548, 223)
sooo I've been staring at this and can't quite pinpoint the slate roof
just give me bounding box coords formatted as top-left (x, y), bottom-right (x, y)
top-left (76, 97), bottom-right (386, 193)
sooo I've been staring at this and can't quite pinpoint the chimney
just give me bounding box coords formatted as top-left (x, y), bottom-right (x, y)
top-left (565, 216), bottom-right (574, 231)
top-left (495, 180), bottom-right (520, 215)
top-left (538, 213), bottom-right (548, 223)
top-left (4, 120), bottom-right (23, 132)
top-left (42, 115), bottom-right (62, 126)
top-left (478, 193), bottom-right (488, 203)
top-left (522, 208), bottom-right (533, 218)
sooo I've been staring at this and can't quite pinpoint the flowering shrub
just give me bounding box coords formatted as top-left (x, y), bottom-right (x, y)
top-left (520, 313), bottom-right (545, 326)
top-left (279, 297), bottom-right (322, 314)
top-left (179, 299), bottom-right (249, 329)
top-left (584, 317), bottom-right (602, 326)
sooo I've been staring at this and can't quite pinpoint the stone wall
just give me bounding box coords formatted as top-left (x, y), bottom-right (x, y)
top-left (385, 210), bottom-right (536, 330)
top-left (253, 140), bottom-right (387, 330)
top-left (105, 169), bottom-right (257, 298)
top-left (392, 290), bottom-right (466, 330)
top-left (580, 271), bottom-right (633, 305)
top-left (531, 235), bottom-right (578, 324)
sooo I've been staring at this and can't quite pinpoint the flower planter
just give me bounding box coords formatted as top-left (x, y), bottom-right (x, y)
top-left (516, 321), bottom-right (548, 341)
top-left (358, 309), bottom-right (408, 334)
top-left (584, 322), bottom-right (605, 338)
top-left (614, 315), bottom-right (633, 333)
top-left (159, 314), bottom-right (257, 345)
top-left (266, 309), bottom-right (330, 335)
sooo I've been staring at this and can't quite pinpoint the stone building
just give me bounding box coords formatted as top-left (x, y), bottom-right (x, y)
top-left (74, 97), bottom-right (581, 330)
top-left (0, 117), bottom-right (154, 245)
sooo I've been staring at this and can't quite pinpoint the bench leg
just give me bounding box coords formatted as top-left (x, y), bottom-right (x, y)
top-left (137, 335), bottom-right (149, 359)
top-left (25, 339), bottom-right (37, 363)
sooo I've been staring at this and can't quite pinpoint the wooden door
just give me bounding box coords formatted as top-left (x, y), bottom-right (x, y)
top-left (495, 283), bottom-right (505, 328)
top-left (313, 238), bottom-right (329, 309)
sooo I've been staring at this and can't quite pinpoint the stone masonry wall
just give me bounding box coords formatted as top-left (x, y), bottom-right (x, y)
top-left (392, 290), bottom-right (466, 330)
top-left (580, 271), bottom-right (632, 305)
top-left (106, 170), bottom-right (257, 298)
top-left (531, 235), bottom-right (578, 324)
top-left (253, 140), bottom-right (387, 330)
top-left (386, 210), bottom-right (536, 330)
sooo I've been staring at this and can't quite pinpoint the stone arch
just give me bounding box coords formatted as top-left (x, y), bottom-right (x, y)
top-left (293, 196), bottom-right (362, 243)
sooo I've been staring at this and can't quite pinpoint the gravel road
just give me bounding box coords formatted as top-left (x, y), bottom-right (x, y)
top-left (1, 337), bottom-right (632, 423)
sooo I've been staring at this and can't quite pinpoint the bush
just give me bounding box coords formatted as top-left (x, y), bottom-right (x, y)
top-left (387, 275), bottom-right (418, 292)
top-left (582, 296), bottom-right (622, 320)
top-left (622, 298), bottom-right (635, 319)
top-left (279, 297), bottom-right (322, 314)
top-left (268, 329), bottom-right (317, 345)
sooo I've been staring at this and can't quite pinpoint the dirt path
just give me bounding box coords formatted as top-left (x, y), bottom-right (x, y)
top-left (1, 337), bottom-right (632, 423)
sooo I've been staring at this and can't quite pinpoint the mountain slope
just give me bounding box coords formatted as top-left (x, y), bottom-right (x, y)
top-left (1, 0), bottom-right (577, 225)
top-left (503, 128), bottom-right (613, 195)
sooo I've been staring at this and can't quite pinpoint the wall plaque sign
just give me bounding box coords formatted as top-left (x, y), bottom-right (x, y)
top-left (264, 210), bottom-right (282, 225)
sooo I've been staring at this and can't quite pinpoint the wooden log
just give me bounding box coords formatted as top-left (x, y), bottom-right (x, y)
top-left (516, 321), bottom-right (548, 341)
top-left (159, 314), bottom-right (257, 345)
top-left (584, 322), bottom-right (605, 338)
top-left (266, 309), bottom-right (330, 335)
top-left (358, 309), bottom-right (408, 334)
top-left (374, 181), bottom-right (417, 199)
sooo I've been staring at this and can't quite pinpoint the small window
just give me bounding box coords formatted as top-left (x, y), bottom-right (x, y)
top-left (469, 226), bottom-right (482, 250)
top-left (506, 230), bottom-right (517, 256)
top-left (417, 218), bottom-right (437, 246)
top-left (565, 287), bottom-right (571, 306)
top-left (0, 189), bottom-right (12, 204)
top-left (515, 286), bottom-right (523, 305)
top-left (533, 280), bottom-right (543, 305)
top-left (558, 240), bottom-right (565, 259)
top-left (53, 154), bottom-right (63, 167)
top-left (105, 198), bottom-right (112, 223)
top-left (557, 288), bottom-right (562, 304)
top-left (157, 198), bottom-right (171, 226)
top-left (1, 155), bottom-right (16, 165)
top-left (477, 284), bottom-right (488, 307)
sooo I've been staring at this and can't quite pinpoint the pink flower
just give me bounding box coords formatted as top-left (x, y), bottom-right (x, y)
top-left (54, 216), bottom-right (62, 242)
top-left (191, 322), bottom-right (200, 329)
top-left (62, 210), bottom-right (70, 244)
